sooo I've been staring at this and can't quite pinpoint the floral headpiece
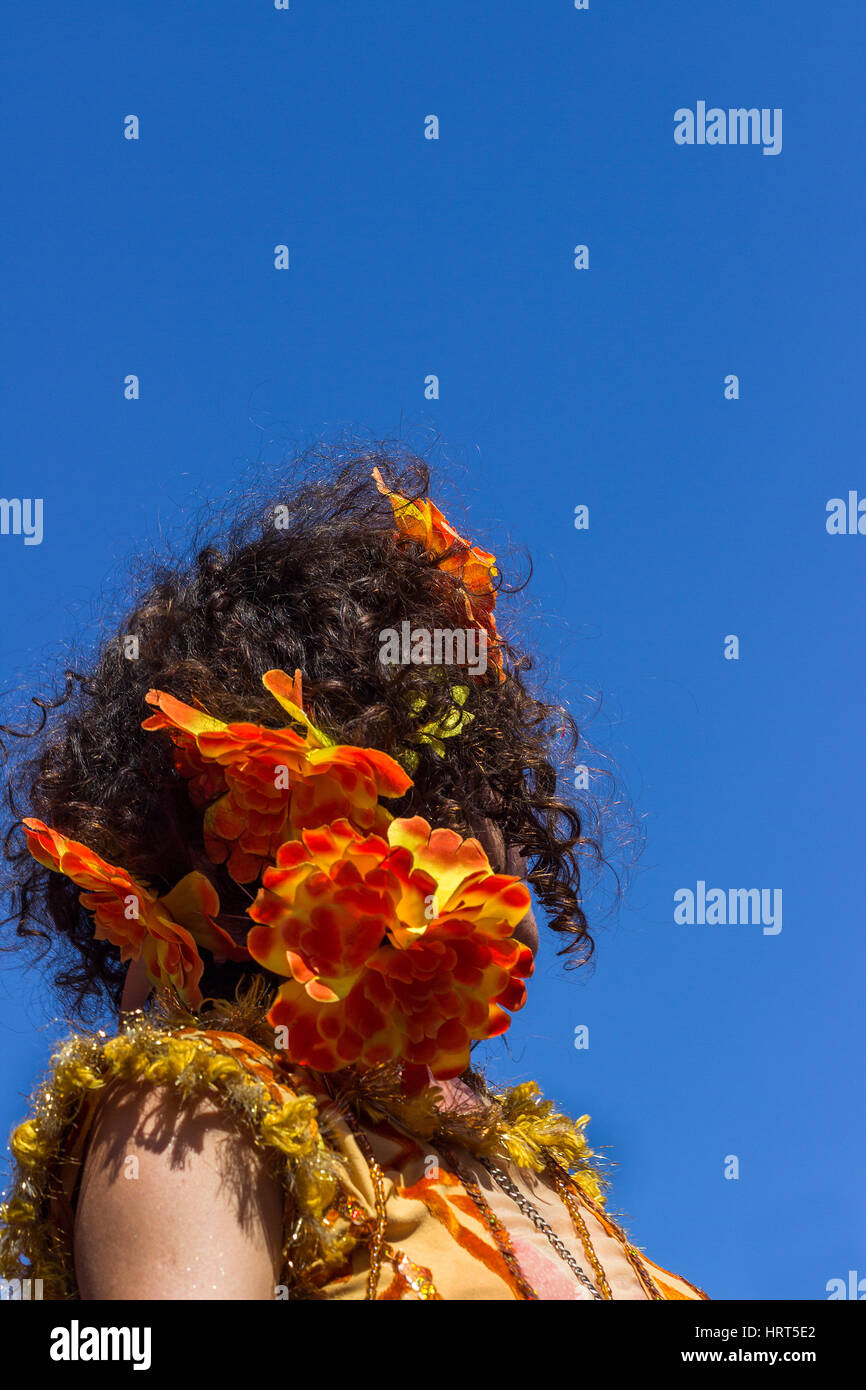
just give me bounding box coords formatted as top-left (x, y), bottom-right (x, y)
top-left (22, 483), bottom-right (528, 1091)
top-left (373, 467), bottom-right (506, 681)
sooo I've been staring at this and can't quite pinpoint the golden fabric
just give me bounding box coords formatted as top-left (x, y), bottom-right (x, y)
top-left (0, 996), bottom-right (708, 1302)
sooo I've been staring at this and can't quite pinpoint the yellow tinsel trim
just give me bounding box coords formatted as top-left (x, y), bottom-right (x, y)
top-left (326, 1067), bottom-right (607, 1206)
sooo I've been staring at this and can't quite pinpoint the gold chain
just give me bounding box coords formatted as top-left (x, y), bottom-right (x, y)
top-left (342, 1112), bottom-right (389, 1300)
top-left (549, 1165), bottom-right (613, 1299)
top-left (439, 1144), bottom-right (541, 1300)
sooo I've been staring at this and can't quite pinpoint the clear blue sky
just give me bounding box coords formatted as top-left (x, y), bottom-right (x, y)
top-left (1, 2), bottom-right (863, 1301)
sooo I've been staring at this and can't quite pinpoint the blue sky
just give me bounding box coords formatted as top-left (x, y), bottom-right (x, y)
top-left (1, 2), bottom-right (863, 1300)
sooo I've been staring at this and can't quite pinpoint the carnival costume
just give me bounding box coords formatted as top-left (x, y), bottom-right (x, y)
top-left (0, 474), bottom-right (707, 1301)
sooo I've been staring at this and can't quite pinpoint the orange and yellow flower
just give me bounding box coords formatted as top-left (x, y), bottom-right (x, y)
top-left (22, 818), bottom-right (247, 1008)
top-left (373, 467), bottom-right (506, 681)
top-left (143, 670), bottom-right (413, 884)
top-left (246, 815), bottom-right (534, 1090)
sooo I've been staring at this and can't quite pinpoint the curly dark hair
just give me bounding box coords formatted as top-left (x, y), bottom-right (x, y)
top-left (1, 443), bottom-right (607, 1019)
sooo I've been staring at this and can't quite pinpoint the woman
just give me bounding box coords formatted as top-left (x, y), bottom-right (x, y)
top-left (0, 450), bottom-right (706, 1301)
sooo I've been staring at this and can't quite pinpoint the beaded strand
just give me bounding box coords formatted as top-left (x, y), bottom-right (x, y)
top-left (438, 1144), bottom-right (541, 1300)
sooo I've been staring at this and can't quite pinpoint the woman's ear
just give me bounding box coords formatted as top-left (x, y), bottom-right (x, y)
top-left (119, 956), bottom-right (153, 1016)
top-left (469, 815), bottom-right (540, 958)
top-left (465, 812), bottom-right (506, 872)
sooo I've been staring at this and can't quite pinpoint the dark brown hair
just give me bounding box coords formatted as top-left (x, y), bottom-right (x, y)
top-left (1, 444), bottom-right (606, 1018)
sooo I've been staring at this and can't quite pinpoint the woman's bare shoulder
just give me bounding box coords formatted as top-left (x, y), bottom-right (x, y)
top-left (73, 1079), bottom-right (285, 1300)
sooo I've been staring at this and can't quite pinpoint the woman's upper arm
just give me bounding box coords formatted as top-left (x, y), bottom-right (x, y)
top-left (73, 1081), bottom-right (285, 1300)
